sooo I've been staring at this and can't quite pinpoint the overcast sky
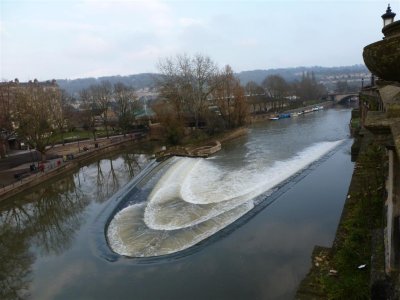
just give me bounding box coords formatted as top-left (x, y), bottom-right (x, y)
top-left (0, 0), bottom-right (398, 81)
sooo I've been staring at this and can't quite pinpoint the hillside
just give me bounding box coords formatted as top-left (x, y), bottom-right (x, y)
top-left (57, 73), bottom-right (160, 96)
top-left (56, 65), bottom-right (370, 96)
top-left (236, 64), bottom-right (369, 85)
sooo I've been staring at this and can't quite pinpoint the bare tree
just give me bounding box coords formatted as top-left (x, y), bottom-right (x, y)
top-left (293, 71), bottom-right (326, 102)
top-left (157, 54), bottom-right (219, 129)
top-left (90, 81), bottom-right (112, 138)
top-left (213, 65), bottom-right (236, 128)
top-left (232, 82), bottom-right (249, 127)
top-left (245, 81), bottom-right (264, 96)
top-left (53, 89), bottom-right (71, 146)
top-left (213, 65), bottom-right (248, 129)
top-left (157, 56), bottom-right (187, 122)
top-left (245, 81), bottom-right (267, 113)
top-left (79, 88), bottom-right (97, 141)
top-left (114, 82), bottom-right (138, 136)
top-left (0, 82), bottom-right (15, 158)
top-left (152, 101), bottom-right (185, 144)
top-left (63, 102), bottom-right (78, 132)
top-left (262, 75), bottom-right (289, 110)
top-left (13, 83), bottom-right (62, 161)
top-left (262, 75), bottom-right (288, 98)
top-left (190, 54), bottom-right (219, 128)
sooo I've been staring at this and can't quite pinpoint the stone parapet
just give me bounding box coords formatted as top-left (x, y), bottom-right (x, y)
top-left (363, 36), bottom-right (400, 82)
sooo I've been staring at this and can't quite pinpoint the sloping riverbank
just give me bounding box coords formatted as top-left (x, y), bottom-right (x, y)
top-left (296, 129), bottom-right (387, 299)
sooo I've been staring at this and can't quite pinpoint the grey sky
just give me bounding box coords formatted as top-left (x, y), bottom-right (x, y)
top-left (0, 0), bottom-right (398, 81)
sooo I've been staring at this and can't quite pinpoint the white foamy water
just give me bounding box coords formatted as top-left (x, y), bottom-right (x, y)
top-left (107, 201), bottom-right (254, 257)
top-left (107, 140), bottom-right (343, 257)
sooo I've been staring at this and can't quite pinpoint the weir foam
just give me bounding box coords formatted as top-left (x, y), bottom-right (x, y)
top-left (107, 140), bottom-right (343, 257)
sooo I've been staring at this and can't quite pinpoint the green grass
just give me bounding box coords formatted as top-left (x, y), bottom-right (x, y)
top-left (51, 129), bottom-right (121, 144)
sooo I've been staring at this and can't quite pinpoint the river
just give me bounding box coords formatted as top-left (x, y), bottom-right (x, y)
top-left (0, 106), bottom-right (355, 300)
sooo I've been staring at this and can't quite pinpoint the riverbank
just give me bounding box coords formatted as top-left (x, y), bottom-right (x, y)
top-left (0, 101), bottom-right (333, 201)
top-left (155, 127), bottom-right (248, 159)
top-left (250, 101), bottom-right (334, 123)
top-left (0, 127), bottom-right (248, 201)
top-left (296, 129), bottom-right (387, 299)
top-left (0, 135), bottom-right (149, 201)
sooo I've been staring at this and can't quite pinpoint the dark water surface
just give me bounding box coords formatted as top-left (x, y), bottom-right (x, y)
top-left (1, 107), bottom-right (354, 300)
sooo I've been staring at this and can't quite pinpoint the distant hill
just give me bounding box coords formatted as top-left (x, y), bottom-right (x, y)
top-left (56, 65), bottom-right (370, 96)
top-left (57, 73), bottom-right (160, 97)
top-left (236, 64), bottom-right (369, 85)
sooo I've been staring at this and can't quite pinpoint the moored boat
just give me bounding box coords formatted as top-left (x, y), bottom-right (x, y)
top-left (279, 113), bottom-right (291, 119)
top-left (312, 105), bottom-right (324, 111)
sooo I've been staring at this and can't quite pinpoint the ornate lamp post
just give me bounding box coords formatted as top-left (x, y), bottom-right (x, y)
top-left (382, 4), bottom-right (396, 28)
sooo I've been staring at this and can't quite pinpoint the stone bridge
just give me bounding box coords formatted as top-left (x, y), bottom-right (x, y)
top-left (327, 93), bottom-right (359, 103)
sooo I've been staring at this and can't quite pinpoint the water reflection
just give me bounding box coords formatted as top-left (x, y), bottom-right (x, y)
top-left (82, 154), bottom-right (145, 203)
top-left (121, 153), bottom-right (142, 178)
top-left (0, 173), bottom-right (86, 300)
top-left (0, 223), bottom-right (34, 300)
top-left (29, 181), bottom-right (89, 255)
top-left (0, 150), bottom-right (150, 299)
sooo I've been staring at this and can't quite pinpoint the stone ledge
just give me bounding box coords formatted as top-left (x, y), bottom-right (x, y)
top-left (191, 141), bottom-right (221, 156)
top-left (364, 112), bottom-right (400, 134)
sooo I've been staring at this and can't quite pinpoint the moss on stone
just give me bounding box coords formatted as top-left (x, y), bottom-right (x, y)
top-left (363, 36), bottom-right (400, 81)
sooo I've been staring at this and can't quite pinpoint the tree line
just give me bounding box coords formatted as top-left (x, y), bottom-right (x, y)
top-left (245, 71), bottom-right (327, 113)
top-left (78, 81), bottom-right (141, 141)
top-left (154, 54), bottom-right (248, 144)
top-left (0, 80), bottom-right (143, 159)
top-left (0, 53), bottom-right (332, 158)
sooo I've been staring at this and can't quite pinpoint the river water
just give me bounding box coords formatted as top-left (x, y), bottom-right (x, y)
top-left (0, 107), bottom-right (355, 300)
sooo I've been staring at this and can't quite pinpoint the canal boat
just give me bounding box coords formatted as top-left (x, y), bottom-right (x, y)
top-left (312, 105), bottom-right (324, 111)
top-left (279, 113), bottom-right (291, 119)
top-left (302, 109), bottom-right (313, 114)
